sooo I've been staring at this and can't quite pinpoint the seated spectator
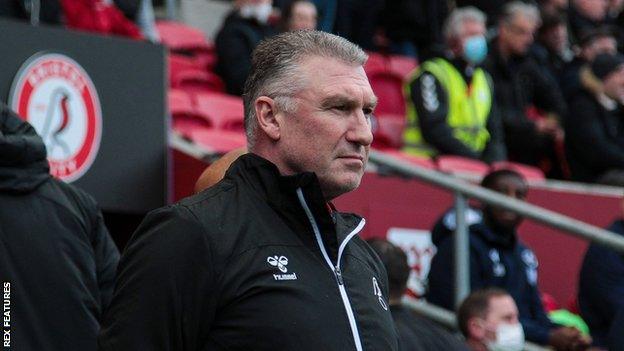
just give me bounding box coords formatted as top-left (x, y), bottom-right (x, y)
top-left (402, 6), bottom-right (506, 163)
top-left (569, 0), bottom-right (610, 45)
top-left (561, 27), bottom-right (618, 100)
top-left (578, 180), bottom-right (624, 347)
top-left (60, 0), bottom-right (143, 39)
top-left (279, 0), bottom-right (317, 32)
top-left (426, 169), bottom-right (591, 349)
top-left (379, 0), bottom-right (450, 59)
top-left (484, 1), bottom-right (567, 177)
top-left (0, 102), bottom-right (119, 351)
top-left (367, 238), bottom-right (468, 351)
top-left (565, 53), bottom-right (624, 183)
top-left (0, 0), bottom-right (62, 24)
top-left (458, 288), bottom-right (525, 351)
top-left (215, 0), bottom-right (277, 95)
top-left (532, 13), bottom-right (574, 84)
top-left (454, 0), bottom-right (516, 27)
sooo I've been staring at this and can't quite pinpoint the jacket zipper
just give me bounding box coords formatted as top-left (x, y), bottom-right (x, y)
top-left (296, 188), bottom-right (365, 351)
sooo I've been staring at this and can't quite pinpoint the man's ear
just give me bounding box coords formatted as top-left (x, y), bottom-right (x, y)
top-left (255, 96), bottom-right (281, 141)
top-left (468, 317), bottom-right (487, 341)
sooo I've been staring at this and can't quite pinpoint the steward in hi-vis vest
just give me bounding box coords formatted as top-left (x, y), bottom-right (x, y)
top-left (402, 7), bottom-right (506, 163)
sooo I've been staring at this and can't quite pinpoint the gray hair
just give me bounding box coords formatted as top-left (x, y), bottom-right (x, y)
top-left (500, 1), bottom-right (541, 26)
top-left (443, 6), bottom-right (487, 43)
top-left (243, 30), bottom-right (367, 149)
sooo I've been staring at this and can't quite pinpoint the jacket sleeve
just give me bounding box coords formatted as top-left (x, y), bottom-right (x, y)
top-left (565, 97), bottom-right (624, 170)
top-left (91, 208), bottom-right (120, 312)
top-left (409, 74), bottom-right (481, 159)
top-left (481, 96), bottom-right (507, 163)
top-left (98, 205), bottom-right (216, 351)
top-left (520, 280), bottom-right (554, 345)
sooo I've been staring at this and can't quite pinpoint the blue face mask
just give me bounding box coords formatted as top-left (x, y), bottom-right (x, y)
top-left (463, 35), bottom-right (488, 65)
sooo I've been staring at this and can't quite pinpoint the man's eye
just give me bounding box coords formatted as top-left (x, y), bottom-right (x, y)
top-left (363, 108), bottom-right (374, 116)
top-left (333, 105), bottom-right (349, 111)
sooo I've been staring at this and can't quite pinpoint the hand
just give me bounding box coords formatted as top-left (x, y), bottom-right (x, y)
top-left (535, 118), bottom-right (561, 137)
top-left (548, 327), bottom-right (584, 351)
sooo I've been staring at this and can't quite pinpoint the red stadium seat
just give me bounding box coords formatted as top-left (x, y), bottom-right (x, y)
top-left (156, 20), bottom-right (212, 52)
top-left (189, 128), bottom-right (247, 154)
top-left (380, 149), bottom-right (436, 169)
top-left (171, 69), bottom-right (225, 94)
top-left (372, 114), bottom-right (405, 149)
top-left (367, 71), bottom-right (406, 116)
top-left (168, 89), bottom-right (212, 137)
top-left (436, 155), bottom-right (490, 177)
top-left (194, 92), bottom-right (245, 131)
top-left (364, 52), bottom-right (388, 74)
top-left (387, 55), bottom-right (418, 79)
top-left (491, 161), bottom-right (546, 181)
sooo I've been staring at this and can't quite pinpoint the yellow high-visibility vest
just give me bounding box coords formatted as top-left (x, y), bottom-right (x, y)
top-left (403, 58), bottom-right (492, 158)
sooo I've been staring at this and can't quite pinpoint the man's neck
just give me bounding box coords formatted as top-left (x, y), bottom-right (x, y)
top-left (496, 39), bottom-right (511, 62)
top-left (466, 339), bottom-right (488, 351)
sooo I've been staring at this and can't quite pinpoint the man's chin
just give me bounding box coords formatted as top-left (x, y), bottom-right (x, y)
top-left (320, 176), bottom-right (362, 200)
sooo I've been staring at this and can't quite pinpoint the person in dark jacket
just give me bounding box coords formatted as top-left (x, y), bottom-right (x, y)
top-left (215, 0), bottom-right (277, 95)
top-left (0, 102), bottom-right (119, 351)
top-left (565, 53), bottom-right (624, 183)
top-left (367, 238), bottom-right (469, 351)
top-left (578, 191), bottom-right (624, 347)
top-left (402, 6), bottom-right (506, 163)
top-left (608, 305), bottom-right (624, 351)
top-left (426, 169), bottom-right (591, 350)
top-left (484, 1), bottom-right (568, 176)
top-left (99, 30), bottom-right (399, 351)
top-left (568, 0), bottom-right (610, 45)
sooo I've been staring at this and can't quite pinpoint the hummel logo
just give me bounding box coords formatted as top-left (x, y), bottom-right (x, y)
top-left (268, 255), bottom-right (297, 281)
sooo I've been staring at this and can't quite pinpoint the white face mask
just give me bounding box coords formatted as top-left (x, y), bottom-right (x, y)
top-left (486, 323), bottom-right (525, 351)
top-left (240, 3), bottom-right (272, 24)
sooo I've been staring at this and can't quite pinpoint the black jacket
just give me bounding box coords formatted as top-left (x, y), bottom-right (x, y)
top-left (215, 12), bottom-right (276, 96)
top-left (426, 208), bottom-right (554, 345)
top-left (99, 153), bottom-right (399, 351)
top-left (391, 305), bottom-right (468, 351)
top-left (578, 219), bottom-right (624, 347)
top-left (0, 103), bottom-right (119, 351)
top-left (564, 90), bottom-right (624, 182)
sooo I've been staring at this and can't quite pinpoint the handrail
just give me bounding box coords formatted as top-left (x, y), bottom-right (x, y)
top-left (402, 297), bottom-right (550, 351)
top-left (369, 150), bottom-right (624, 252)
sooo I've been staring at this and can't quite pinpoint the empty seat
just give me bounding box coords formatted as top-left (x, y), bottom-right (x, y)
top-left (368, 71), bottom-right (406, 116)
top-left (388, 54), bottom-right (418, 79)
top-left (171, 69), bottom-right (225, 94)
top-left (169, 88), bottom-right (212, 137)
top-left (436, 155), bottom-right (490, 177)
top-left (156, 20), bottom-right (212, 52)
top-left (491, 161), bottom-right (546, 181)
top-left (194, 92), bottom-right (245, 131)
top-left (372, 114), bottom-right (405, 149)
top-left (189, 128), bottom-right (247, 154)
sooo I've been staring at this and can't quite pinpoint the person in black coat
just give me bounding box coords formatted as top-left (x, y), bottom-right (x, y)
top-left (426, 169), bottom-right (591, 350)
top-left (564, 53), bottom-right (624, 183)
top-left (215, 0), bottom-right (277, 96)
top-left (0, 102), bottom-right (119, 351)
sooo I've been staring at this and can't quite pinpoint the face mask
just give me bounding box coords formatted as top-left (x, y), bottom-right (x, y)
top-left (240, 3), bottom-right (272, 24)
top-left (486, 323), bottom-right (525, 351)
top-left (463, 35), bottom-right (488, 65)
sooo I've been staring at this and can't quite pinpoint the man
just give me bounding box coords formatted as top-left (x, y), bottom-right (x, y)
top-left (578, 179), bottom-right (624, 347)
top-left (569, 0), bottom-right (609, 45)
top-left (215, 0), bottom-right (277, 95)
top-left (532, 13), bottom-right (574, 86)
top-left (402, 6), bottom-right (506, 163)
top-left (367, 238), bottom-right (468, 351)
top-left (458, 288), bottom-right (526, 351)
top-left (0, 102), bottom-right (119, 350)
top-left (565, 53), bottom-right (624, 183)
top-left (99, 31), bottom-right (399, 351)
top-left (279, 0), bottom-right (317, 32)
top-left (427, 169), bottom-right (590, 349)
top-left (484, 1), bottom-right (567, 176)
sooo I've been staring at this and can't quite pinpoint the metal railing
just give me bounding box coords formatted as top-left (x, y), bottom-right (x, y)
top-left (369, 150), bottom-right (624, 350)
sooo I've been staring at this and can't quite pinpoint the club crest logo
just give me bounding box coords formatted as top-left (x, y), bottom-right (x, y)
top-left (9, 52), bottom-right (102, 182)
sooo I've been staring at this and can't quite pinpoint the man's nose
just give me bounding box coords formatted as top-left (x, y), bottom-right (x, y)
top-left (346, 110), bottom-right (373, 146)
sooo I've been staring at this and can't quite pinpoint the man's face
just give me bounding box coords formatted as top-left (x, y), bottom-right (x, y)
top-left (275, 56), bottom-right (375, 200)
top-left (541, 24), bottom-right (568, 54)
top-left (455, 19), bottom-right (487, 52)
top-left (485, 175), bottom-right (528, 230)
top-left (479, 295), bottom-right (521, 343)
top-left (500, 14), bottom-right (538, 56)
top-left (583, 36), bottom-right (617, 61)
top-left (288, 2), bottom-right (317, 31)
top-left (575, 0), bottom-right (608, 21)
top-left (603, 66), bottom-right (624, 102)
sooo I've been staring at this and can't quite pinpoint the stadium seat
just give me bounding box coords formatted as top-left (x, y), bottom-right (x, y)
top-left (189, 128), bottom-right (247, 154)
top-left (364, 52), bottom-right (388, 74)
top-left (372, 114), bottom-right (405, 149)
top-left (156, 20), bottom-right (212, 52)
top-left (168, 89), bottom-right (212, 138)
top-left (367, 70), bottom-right (406, 116)
top-left (194, 92), bottom-right (245, 131)
top-left (380, 149), bottom-right (436, 169)
top-left (436, 155), bottom-right (490, 177)
top-left (387, 54), bottom-right (418, 79)
top-left (491, 161), bottom-right (546, 182)
top-left (171, 69), bottom-right (225, 94)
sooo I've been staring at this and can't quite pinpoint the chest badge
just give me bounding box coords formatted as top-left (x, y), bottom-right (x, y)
top-left (267, 255), bottom-right (297, 281)
top-left (372, 277), bottom-right (388, 311)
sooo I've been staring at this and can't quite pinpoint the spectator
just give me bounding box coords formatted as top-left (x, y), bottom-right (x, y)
top-left (0, 102), bottom-right (119, 351)
top-left (458, 288), bottom-right (525, 351)
top-left (379, 0), bottom-right (450, 59)
top-left (565, 53), bottom-right (624, 183)
top-left (215, 0), bottom-right (277, 95)
top-left (60, 0), bottom-right (144, 39)
top-left (454, 0), bottom-right (522, 27)
top-left (0, 0), bottom-right (62, 24)
top-left (276, 0), bottom-right (334, 31)
top-left (402, 6), bottom-right (506, 163)
top-left (113, 0), bottom-right (160, 42)
top-left (279, 0), bottom-right (317, 32)
top-left (426, 169), bottom-right (591, 349)
top-left (578, 181), bottom-right (624, 347)
top-left (532, 13), bottom-right (574, 84)
top-left (569, 0), bottom-right (610, 44)
top-left (367, 238), bottom-right (468, 351)
top-left (538, 0), bottom-right (569, 17)
top-left (561, 26), bottom-right (618, 100)
top-left (334, 0), bottom-right (384, 51)
top-left (484, 1), bottom-right (567, 177)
